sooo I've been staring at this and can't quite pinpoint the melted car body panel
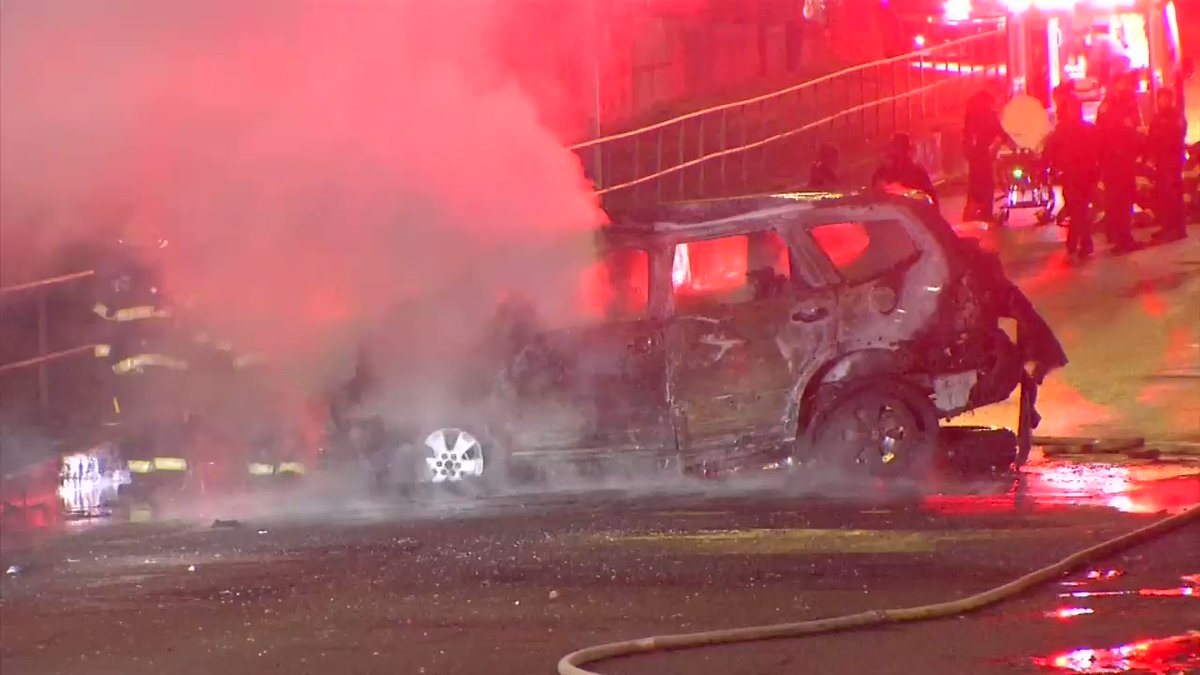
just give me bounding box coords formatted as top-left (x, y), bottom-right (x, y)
top-left (336, 191), bottom-right (1066, 475)
top-left (502, 318), bottom-right (671, 453)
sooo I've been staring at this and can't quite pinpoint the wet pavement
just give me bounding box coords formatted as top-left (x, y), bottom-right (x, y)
top-left (2, 450), bottom-right (1198, 675)
top-left (2, 192), bottom-right (1198, 674)
top-left (940, 193), bottom-right (1200, 447)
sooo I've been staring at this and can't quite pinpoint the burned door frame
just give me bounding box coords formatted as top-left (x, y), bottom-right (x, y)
top-left (593, 242), bottom-right (674, 454)
top-left (663, 220), bottom-right (841, 463)
top-left (503, 243), bottom-right (674, 457)
top-left (782, 203), bottom-right (954, 418)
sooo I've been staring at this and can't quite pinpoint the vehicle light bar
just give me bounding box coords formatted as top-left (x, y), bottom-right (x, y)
top-left (127, 459), bottom-right (153, 474)
top-left (152, 457), bottom-right (187, 472)
top-left (277, 462), bottom-right (306, 475)
top-left (1002, 0), bottom-right (1136, 12)
top-left (944, 0), bottom-right (971, 22)
top-left (248, 463), bottom-right (275, 476)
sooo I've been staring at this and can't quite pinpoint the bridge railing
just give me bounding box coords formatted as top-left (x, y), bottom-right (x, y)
top-left (0, 270), bottom-right (99, 429)
top-left (569, 28), bottom-right (1008, 208)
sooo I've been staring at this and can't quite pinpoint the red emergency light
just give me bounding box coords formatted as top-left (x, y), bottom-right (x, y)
top-left (1001, 0), bottom-right (1138, 11)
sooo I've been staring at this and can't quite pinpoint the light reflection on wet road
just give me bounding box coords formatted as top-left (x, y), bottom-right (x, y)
top-left (1030, 565), bottom-right (1199, 673)
top-left (1034, 633), bottom-right (1200, 674)
top-left (944, 194), bottom-right (1200, 446)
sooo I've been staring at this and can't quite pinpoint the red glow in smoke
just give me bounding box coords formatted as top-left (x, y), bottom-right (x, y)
top-left (579, 249), bottom-right (649, 321)
top-left (304, 288), bottom-right (354, 326)
top-left (3, 2), bottom-right (605, 366)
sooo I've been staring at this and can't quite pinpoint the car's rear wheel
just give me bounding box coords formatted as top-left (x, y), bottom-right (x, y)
top-left (803, 378), bottom-right (939, 479)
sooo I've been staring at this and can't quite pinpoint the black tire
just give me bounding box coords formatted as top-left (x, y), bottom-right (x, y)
top-left (800, 377), bottom-right (940, 479)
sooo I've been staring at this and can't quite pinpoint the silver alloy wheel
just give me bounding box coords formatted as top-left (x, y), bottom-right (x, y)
top-left (423, 428), bottom-right (485, 483)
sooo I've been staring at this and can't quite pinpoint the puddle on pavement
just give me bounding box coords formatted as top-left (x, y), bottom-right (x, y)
top-left (1056, 569), bottom-right (1199, 601)
top-left (923, 455), bottom-right (1200, 516)
top-left (1062, 587), bottom-right (1197, 599)
top-left (1044, 606), bottom-right (1096, 619)
top-left (1033, 632), bottom-right (1200, 673)
top-left (1029, 571), bottom-right (1200, 672)
top-left (1037, 570), bottom-right (1198, 621)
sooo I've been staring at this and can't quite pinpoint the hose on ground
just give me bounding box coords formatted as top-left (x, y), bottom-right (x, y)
top-left (558, 503), bottom-right (1200, 675)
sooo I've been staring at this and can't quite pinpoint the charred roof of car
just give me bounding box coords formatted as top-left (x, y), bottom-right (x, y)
top-left (600, 190), bottom-right (925, 246)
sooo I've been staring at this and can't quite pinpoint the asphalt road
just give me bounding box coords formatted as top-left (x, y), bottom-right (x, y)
top-left (2, 454), bottom-right (1198, 675)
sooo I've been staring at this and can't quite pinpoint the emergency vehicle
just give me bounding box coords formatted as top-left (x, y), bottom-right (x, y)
top-left (958, 0), bottom-right (1189, 119)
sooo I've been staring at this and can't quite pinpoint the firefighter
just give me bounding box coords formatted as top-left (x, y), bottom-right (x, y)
top-left (1044, 96), bottom-right (1100, 259)
top-left (1184, 142), bottom-right (1200, 222)
top-left (807, 143), bottom-right (839, 190)
top-left (962, 90), bottom-right (1008, 223)
top-left (90, 233), bottom-right (190, 468)
top-left (1052, 81), bottom-right (1080, 228)
top-left (872, 133), bottom-right (938, 207)
top-left (1147, 87), bottom-right (1188, 242)
top-left (1095, 72), bottom-right (1143, 253)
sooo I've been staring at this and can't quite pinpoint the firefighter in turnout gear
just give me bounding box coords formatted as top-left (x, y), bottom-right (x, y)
top-left (92, 234), bottom-right (182, 376)
top-left (92, 231), bottom-right (311, 489)
top-left (91, 232), bottom-right (196, 471)
top-left (1095, 72), bottom-right (1144, 253)
top-left (1146, 88), bottom-right (1189, 242)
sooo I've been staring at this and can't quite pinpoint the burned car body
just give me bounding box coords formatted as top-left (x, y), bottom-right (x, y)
top-left (341, 191), bottom-right (1066, 484)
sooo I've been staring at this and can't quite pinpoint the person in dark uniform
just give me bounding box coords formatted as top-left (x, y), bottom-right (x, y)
top-left (90, 233), bottom-right (189, 469)
top-left (1147, 87), bottom-right (1188, 242)
top-left (962, 90), bottom-right (1008, 222)
top-left (808, 143), bottom-right (839, 190)
top-left (872, 133), bottom-right (938, 207)
top-left (1052, 80), bottom-right (1081, 227)
top-left (1095, 72), bottom-right (1143, 253)
top-left (1044, 96), bottom-right (1101, 259)
top-left (1184, 142), bottom-right (1200, 223)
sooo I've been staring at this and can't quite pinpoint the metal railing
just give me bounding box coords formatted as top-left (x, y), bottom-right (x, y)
top-left (569, 29), bottom-right (1008, 208)
top-left (0, 270), bottom-right (98, 422)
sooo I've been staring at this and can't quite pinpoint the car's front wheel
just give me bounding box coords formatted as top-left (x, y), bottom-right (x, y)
top-left (384, 422), bottom-right (525, 495)
top-left (421, 427), bottom-right (487, 483)
top-left (801, 377), bottom-right (940, 479)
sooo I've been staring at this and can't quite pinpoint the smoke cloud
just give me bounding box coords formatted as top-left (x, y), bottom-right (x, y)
top-left (0, 0), bottom-right (605, 398)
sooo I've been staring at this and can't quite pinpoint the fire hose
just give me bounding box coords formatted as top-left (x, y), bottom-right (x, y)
top-left (558, 503), bottom-right (1200, 675)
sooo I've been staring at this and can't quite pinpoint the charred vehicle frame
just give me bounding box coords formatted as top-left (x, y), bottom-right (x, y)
top-left (337, 192), bottom-right (1067, 486)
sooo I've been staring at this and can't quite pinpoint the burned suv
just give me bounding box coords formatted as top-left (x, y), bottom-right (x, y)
top-left (339, 192), bottom-right (1066, 485)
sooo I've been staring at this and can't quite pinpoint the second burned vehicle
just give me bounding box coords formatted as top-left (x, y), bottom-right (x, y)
top-left (334, 191), bottom-right (1067, 485)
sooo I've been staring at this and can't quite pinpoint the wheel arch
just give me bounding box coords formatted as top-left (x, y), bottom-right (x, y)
top-left (793, 348), bottom-right (923, 433)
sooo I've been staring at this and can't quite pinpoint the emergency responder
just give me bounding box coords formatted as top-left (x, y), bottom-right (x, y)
top-left (962, 90), bottom-right (1008, 223)
top-left (1051, 81), bottom-right (1081, 228)
top-left (1147, 87), bottom-right (1188, 242)
top-left (91, 233), bottom-right (191, 469)
top-left (1095, 72), bottom-right (1143, 253)
top-left (807, 143), bottom-right (839, 190)
top-left (872, 133), bottom-right (938, 207)
top-left (92, 235), bottom-right (178, 374)
top-left (1044, 96), bottom-right (1100, 259)
top-left (1184, 142), bottom-right (1200, 222)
